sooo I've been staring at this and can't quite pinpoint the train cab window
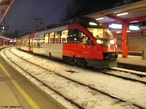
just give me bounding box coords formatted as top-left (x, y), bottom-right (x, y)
top-left (81, 34), bottom-right (88, 44)
top-left (87, 28), bottom-right (113, 40)
top-left (61, 30), bottom-right (68, 43)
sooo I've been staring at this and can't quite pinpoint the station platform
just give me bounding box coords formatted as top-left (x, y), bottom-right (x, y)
top-left (117, 54), bottom-right (146, 71)
top-left (0, 49), bottom-right (66, 109)
top-left (0, 46), bottom-right (146, 109)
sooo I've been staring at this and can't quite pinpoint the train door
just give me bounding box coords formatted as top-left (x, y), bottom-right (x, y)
top-left (29, 33), bottom-right (35, 52)
top-left (67, 29), bottom-right (94, 58)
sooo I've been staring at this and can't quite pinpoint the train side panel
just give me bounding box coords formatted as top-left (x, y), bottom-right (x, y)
top-left (16, 16), bottom-right (118, 68)
top-left (63, 43), bottom-right (103, 59)
top-left (21, 37), bottom-right (29, 51)
top-left (43, 43), bottom-right (63, 59)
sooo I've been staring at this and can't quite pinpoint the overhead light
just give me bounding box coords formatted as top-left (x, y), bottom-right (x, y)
top-left (89, 22), bottom-right (97, 25)
top-left (129, 25), bottom-right (141, 31)
top-left (117, 12), bottom-right (128, 16)
top-left (116, 31), bottom-right (121, 33)
top-left (109, 23), bottom-right (122, 29)
top-left (96, 17), bottom-right (104, 20)
top-left (113, 11), bottom-right (122, 14)
top-left (127, 30), bottom-right (131, 32)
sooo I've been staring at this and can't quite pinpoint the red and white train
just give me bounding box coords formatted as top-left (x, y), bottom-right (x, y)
top-left (16, 16), bottom-right (118, 68)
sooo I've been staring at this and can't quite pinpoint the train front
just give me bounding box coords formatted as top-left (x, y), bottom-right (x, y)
top-left (82, 17), bottom-right (118, 68)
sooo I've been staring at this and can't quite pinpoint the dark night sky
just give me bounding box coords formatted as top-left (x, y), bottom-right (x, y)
top-left (3, 0), bottom-right (72, 34)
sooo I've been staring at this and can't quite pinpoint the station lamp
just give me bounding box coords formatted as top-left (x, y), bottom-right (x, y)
top-left (96, 17), bottom-right (104, 20)
top-left (129, 25), bottom-right (141, 31)
top-left (117, 12), bottom-right (128, 16)
top-left (109, 23), bottom-right (122, 29)
top-left (89, 22), bottom-right (97, 25)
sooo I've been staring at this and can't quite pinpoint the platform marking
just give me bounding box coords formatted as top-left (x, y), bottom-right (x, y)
top-left (0, 63), bottom-right (40, 109)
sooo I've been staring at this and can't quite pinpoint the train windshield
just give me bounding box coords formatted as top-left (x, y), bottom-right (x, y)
top-left (87, 28), bottom-right (113, 40)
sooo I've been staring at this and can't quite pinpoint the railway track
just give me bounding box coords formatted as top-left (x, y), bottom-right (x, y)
top-left (1, 47), bottom-right (146, 109)
top-left (90, 67), bottom-right (146, 85)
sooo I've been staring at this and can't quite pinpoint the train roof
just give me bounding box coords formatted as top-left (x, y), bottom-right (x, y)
top-left (20, 16), bottom-right (106, 37)
top-left (45, 16), bottom-right (103, 30)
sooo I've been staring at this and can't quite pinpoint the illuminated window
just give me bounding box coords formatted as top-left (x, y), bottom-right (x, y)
top-left (61, 30), bottom-right (68, 43)
top-left (49, 32), bottom-right (54, 43)
top-left (45, 34), bottom-right (49, 43)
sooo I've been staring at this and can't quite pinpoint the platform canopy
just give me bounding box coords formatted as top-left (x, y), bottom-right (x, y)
top-left (0, 0), bottom-right (14, 23)
top-left (86, 0), bottom-right (146, 24)
top-left (86, 0), bottom-right (146, 58)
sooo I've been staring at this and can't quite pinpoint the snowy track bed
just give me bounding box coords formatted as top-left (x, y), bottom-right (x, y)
top-left (1, 47), bottom-right (146, 109)
top-left (92, 68), bottom-right (146, 84)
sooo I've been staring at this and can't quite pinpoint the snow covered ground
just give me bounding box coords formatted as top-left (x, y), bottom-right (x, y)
top-left (1, 47), bottom-right (146, 109)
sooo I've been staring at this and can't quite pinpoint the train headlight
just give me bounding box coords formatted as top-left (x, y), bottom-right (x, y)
top-left (110, 40), bottom-right (115, 44)
top-left (96, 39), bottom-right (103, 44)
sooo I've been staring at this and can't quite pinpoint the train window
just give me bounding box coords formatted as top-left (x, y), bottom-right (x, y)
top-left (49, 32), bottom-right (54, 43)
top-left (24, 39), bottom-right (27, 46)
top-left (81, 34), bottom-right (88, 44)
top-left (35, 42), bottom-right (37, 47)
top-left (37, 41), bottom-right (40, 47)
top-left (61, 30), bottom-right (68, 43)
top-left (27, 39), bottom-right (29, 47)
top-left (68, 29), bottom-right (91, 44)
top-left (87, 28), bottom-right (113, 39)
top-left (39, 38), bottom-right (44, 48)
top-left (33, 39), bottom-right (37, 47)
top-left (21, 40), bottom-right (23, 46)
top-left (68, 29), bottom-right (81, 43)
top-left (30, 39), bottom-right (33, 47)
top-left (44, 34), bottom-right (49, 43)
top-left (67, 30), bottom-right (74, 43)
top-left (54, 31), bottom-right (61, 43)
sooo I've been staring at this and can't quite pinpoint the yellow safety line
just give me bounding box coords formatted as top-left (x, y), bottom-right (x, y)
top-left (0, 63), bottom-right (40, 109)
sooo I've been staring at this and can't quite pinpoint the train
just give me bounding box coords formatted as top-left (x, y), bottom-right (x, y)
top-left (16, 16), bottom-right (118, 68)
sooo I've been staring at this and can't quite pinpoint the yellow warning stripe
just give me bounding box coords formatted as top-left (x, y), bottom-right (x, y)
top-left (0, 63), bottom-right (40, 109)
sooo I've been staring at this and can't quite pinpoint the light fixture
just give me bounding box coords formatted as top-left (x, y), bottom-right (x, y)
top-left (117, 12), bottom-right (128, 16)
top-left (116, 31), bottom-right (121, 33)
top-left (110, 40), bottom-right (115, 44)
top-left (109, 23), bottom-right (122, 29)
top-left (129, 25), bottom-right (141, 31)
top-left (96, 17), bottom-right (104, 20)
top-left (96, 39), bottom-right (103, 44)
top-left (89, 22), bottom-right (97, 25)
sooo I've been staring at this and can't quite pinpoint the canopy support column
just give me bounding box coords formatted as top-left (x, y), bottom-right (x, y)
top-left (122, 22), bottom-right (128, 58)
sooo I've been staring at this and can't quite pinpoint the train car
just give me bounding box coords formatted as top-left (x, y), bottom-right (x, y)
top-left (17, 16), bottom-right (118, 68)
top-left (17, 32), bottom-right (35, 51)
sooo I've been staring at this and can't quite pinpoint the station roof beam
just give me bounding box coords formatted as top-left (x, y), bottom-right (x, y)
top-left (0, 0), bottom-right (14, 23)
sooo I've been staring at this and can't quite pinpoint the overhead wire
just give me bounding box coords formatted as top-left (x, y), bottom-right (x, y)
top-left (42, 0), bottom-right (72, 23)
